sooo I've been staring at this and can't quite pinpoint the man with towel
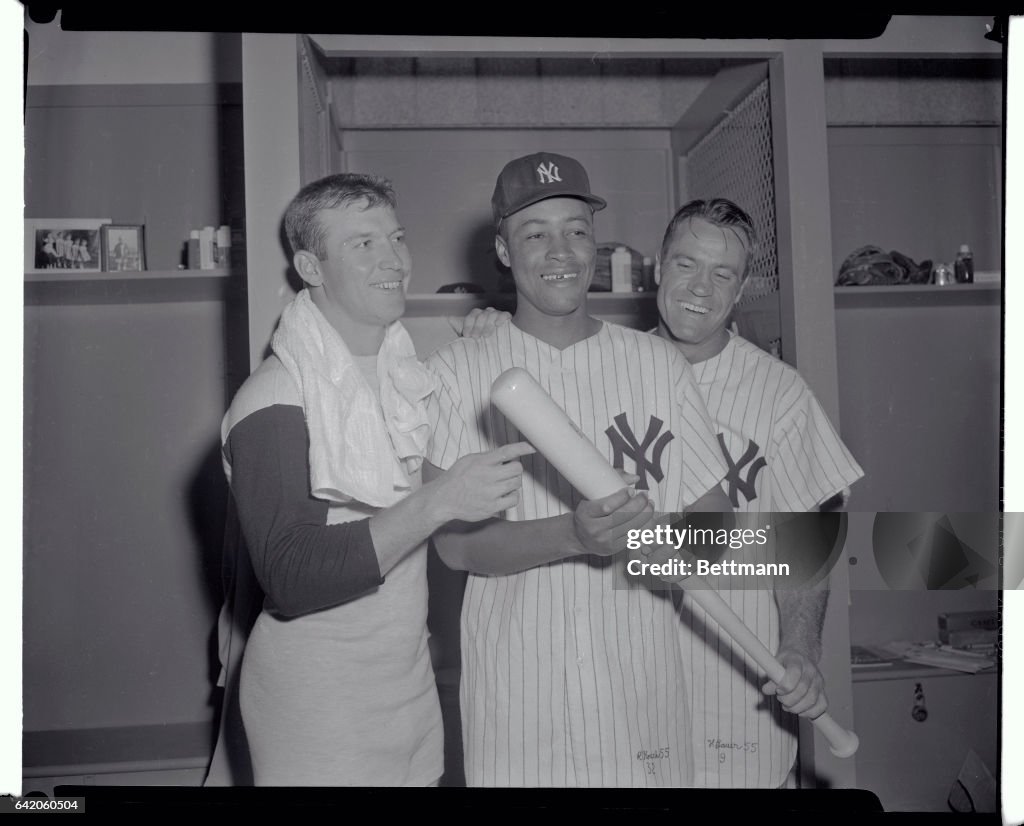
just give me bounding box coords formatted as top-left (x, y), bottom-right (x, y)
top-left (211, 173), bottom-right (533, 786)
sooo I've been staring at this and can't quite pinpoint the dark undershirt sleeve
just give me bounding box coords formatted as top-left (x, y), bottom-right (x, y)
top-left (224, 404), bottom-right (384, 618)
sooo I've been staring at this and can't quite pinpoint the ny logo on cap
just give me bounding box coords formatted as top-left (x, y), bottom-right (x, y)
top-left (536, 161), bottom-right (562, 185)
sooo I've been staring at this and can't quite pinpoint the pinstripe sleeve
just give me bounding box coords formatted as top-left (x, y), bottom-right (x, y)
top-left (770, 380), bottom-right (864, 511)
top-left (674, 356), bottom-right (730, 506)
top-left (425, 353), bottom-right (468, 472)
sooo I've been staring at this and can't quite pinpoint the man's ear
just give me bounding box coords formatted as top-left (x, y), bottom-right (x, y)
top-left (654, 255), bottom-right (661, 287)
top-left (495, 234), bottom-right (511, 269)
top-left (294, 250), bottom-right (323, 287)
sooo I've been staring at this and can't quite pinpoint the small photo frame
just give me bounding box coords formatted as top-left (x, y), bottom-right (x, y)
top-left (25, 218), bottom-right (110, 274)
top-left (101, 225), bottom-right (147, 272)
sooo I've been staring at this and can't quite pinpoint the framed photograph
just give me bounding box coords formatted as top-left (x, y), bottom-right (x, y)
top-left (101, 225), bottom-right (147, 272)
top-left (24, 218), bottom-right (110, 274)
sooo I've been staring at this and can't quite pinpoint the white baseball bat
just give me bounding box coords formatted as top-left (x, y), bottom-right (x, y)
top-left (491, 366), bottom-right (859, 758)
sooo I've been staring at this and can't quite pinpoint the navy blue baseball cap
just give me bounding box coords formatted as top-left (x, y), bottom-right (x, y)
top-left (491, 152), bottom-right (607, 227)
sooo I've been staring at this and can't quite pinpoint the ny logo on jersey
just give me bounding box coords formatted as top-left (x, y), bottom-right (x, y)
top-left (536, 161), bottom-right (562, 184)
top-left (605, 413), bottom-right (675, 491)
top-left (717, 433), bottom-right (767, 507)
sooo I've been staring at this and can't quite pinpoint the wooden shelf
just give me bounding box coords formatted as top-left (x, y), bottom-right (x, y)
top-left (835, 282), bottom-right (999, 295)
top-left (25, 268), bottom-right (235, 283)
top-left (852, 659), bottom-right (998, 683)
top-left (25, 269), bottom-right (243, 306)
top-left (403, 291), bottom-right (657, 318)
top-left (834, 282), bottom-right (1000, 308)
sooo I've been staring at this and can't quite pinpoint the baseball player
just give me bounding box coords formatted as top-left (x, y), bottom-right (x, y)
top-left (654, 197), bottom-right (864, 788)
top-left (424, 152), bottom-right (733, 787)
top-left (207, 173), bottom-right (533, 786)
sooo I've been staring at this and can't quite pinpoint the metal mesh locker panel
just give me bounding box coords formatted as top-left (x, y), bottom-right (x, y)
top-left (685, 79), bottom-right (778, 306)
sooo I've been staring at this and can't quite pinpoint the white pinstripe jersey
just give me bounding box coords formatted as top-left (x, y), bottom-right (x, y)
top-left (676, 333), bottom-right (863, 788)
top-left (426, 321), bottom-right (728, 787)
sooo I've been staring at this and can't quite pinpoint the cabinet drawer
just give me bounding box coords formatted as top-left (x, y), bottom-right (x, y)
top-left (853, 672), bottom-right (997, 811)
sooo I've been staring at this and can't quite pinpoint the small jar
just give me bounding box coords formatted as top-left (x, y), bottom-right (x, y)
top-left (932, 263), bottom-right (955, 286)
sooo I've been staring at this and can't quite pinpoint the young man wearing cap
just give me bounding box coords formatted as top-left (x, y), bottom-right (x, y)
top-left (423, 153), bottom-right (732, 787)
top-left (654, 198), bottom-right (863, 788)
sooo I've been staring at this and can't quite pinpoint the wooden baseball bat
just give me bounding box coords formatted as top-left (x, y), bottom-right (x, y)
top-left (491, 367), bottom-right (859, 758)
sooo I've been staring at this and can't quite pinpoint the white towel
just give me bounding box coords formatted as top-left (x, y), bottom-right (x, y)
top-left (271, 289), bottom-right (436, 508)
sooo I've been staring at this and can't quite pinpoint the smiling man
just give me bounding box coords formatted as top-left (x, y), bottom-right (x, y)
top-left (424, 153), bottom-right (732, 787)
top-left (215, 173), bottom-right (533, 786)
top-left (654, 198), bottom-right (864, 788)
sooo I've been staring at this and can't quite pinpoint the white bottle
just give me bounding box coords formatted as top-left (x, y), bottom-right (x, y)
top-left (200, 226), bottom-right (216, 270)
top-left (611, 246), bottom-right (632, 293)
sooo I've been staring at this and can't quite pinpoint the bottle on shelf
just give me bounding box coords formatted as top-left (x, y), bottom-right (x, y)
top-left (187, 230), bottom-right (201, 270)
top-left (954, 244), bottom-right (974, 284)
top-left (932, 263), bottom-right (954, 286)
top-left (641, 256), bottom-right (653, 292)
top-left (215, 225), bottom-right (232, 269)
top-left (611, 246), bottom-right (632, 293)
top-left (200, 226), bottom-right (216, 270)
